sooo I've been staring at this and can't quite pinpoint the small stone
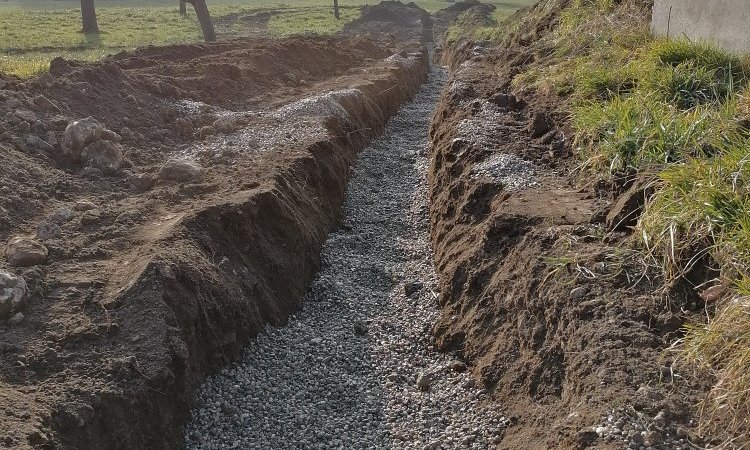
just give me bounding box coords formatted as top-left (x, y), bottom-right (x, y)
top-left (404, 281), bottom-right (423, 298)
top-left (220, 402), bottom-right (239, 416)
top-left (311, 337), bottom-right (322, 345)
top-left (5, 236), bottom-right (48, 267)
top-left (0, 270), bottom-right (27, 320)
top-left (15, 109), bottom-right (37, 123)
top-left (73, 200), bottom-right (96, 212)
top-left (416, 372), bottom-right (431, 391)
top-left (17, 121), bottom-right (31, 133)
top-left (36, 221), bottom-right (61, 240)
top-left (8, 312), bottom-right (24, 325)
top-left (353, 321), bottom-right (368, 335)
top-left (128, 173), bottom-right (156, 192)
top-left (50, 207), bottom-right (73, 224)
top-left (158, 159), bottom-right (202, 183)
top-left (595, 426), bottom-right (607, 437)
top-left (450, 360), bottom-right (467, 372)
top-left (570, 286), bottom-right (589, 299)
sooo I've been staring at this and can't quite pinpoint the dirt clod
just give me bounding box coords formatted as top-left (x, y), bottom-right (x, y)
top-left (5, 236), bottom-right (48, 267)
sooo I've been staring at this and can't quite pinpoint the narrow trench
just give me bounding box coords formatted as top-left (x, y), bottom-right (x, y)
top-left (184, 63), bottom-right (507, 449)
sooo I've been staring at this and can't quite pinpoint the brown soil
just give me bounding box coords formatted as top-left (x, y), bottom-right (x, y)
top-left (427, 2), bottom-right (721, 449)
top-left (0, 12), bottom-right (429, 449)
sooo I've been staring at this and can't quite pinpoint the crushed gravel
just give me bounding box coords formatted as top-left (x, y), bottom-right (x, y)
top-left (184, 65), bottom-right (509, 449)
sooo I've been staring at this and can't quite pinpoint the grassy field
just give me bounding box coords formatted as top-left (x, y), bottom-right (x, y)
top-left (0, 0), bottom-right (533, 77)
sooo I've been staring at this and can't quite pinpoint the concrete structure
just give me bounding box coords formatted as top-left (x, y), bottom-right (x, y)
top-left (652, 0), bottom-right (750, 54)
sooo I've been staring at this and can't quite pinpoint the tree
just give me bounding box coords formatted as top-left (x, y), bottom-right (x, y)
top-left (80, 0), bottom-right (98, 34)
top-left (179, 0), bottom-right (187, 16)
top-left (333, 0), bottom-right (340, 20)
top-left (185, 0), bottom-right (216, 42)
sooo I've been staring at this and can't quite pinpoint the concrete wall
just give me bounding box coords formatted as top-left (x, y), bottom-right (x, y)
top-left (652, 0), bottom-right (750, 54)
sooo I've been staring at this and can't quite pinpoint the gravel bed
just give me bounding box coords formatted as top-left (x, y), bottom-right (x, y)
top-left (184, 65), bottom-right (509, 449)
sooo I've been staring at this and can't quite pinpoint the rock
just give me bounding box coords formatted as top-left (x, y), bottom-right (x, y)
top-left (220, 402), bottom-right (240, 416)
top-left (404, 281), bottom-right (423, 298)
top-left (606, 173), bottom-right (657, 231)
top-left (449, 360), bottom-right (467, 373)
top-left (0, 79), bottom-right (5, 90)
top-left (36, 221), bottom-right (61, 241)
top-left (10, 136), bottom-right (26, 151)
top-left (353, 321), bottom-right (368, 335)
top-left (529, 112), bottom-right (552, 138)
top-left (81, 140), bottom-right (123, 174)
top-left (15, 109), bottom-right (38, 123)
top-left (158, 159), bottom-right (202, 183)
top-left (61, 117), bottom-right (119, 161)
top-left (6, 237), bottom-right (48, 267)
top-left (416, 372), bottom-right (431, 391)
top-left (570, 286), bottom-right (589, 299)
top-left (128, 173), bottom-right (156, 192)
top-left (8, 312), bottom-right (24, 325)
top-left (17, 121), bottom-right (30, 134)
top-left (196, 126), bottom-right (216, 139)
top-left (73, 200), bottom-right (96, 212)
top-left (0, 270), bottom-right (27, 320)
top-left (32, 120), bottom-right (47, 134)
top-left (50, 207), bottom-right (73, 224)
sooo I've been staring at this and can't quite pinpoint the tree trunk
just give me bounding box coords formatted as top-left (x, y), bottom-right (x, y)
top-left (179, 0), bottom-right (187, 16)
top-left (80, 0), bottom-right (98, 33)
top-left (186, 0), bottom-right (216, 42)
top-left (333, 0), bottom-right (340, 20)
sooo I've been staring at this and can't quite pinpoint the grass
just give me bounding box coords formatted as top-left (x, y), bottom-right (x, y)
top-left (444, 0), bottom-right (750, 440)
top-left (564, 2), bottom-right (750, 441)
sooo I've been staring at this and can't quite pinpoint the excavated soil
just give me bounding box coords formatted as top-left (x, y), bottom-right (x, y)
top-left (0, 8), bottom-right (431, 448)
top-left (427, 2), bottom-right (719, 449)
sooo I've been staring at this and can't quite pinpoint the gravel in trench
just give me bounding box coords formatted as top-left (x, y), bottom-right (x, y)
top-left (184, 65), bottom-right (509, 450)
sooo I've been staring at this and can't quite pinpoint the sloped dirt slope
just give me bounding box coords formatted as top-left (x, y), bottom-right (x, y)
top-left (0, 31), bottom-right (429, 450)
top-left (427, 2), bottom-right (717, 449)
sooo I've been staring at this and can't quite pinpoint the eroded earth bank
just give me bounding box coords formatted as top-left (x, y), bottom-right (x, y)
top-left (0, 3), bottom-right (434, 448)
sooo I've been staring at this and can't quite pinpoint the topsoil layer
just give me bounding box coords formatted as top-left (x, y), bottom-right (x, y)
top-left (427, 2), bottom-right (721, 449)
top-left (0, 20), bottom-right (429, 450)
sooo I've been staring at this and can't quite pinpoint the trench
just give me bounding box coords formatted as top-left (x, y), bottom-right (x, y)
top-left (183, 64), bottom-right (509, 449)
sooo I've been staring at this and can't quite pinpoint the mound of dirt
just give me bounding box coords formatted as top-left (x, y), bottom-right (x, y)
top-left (344, 1), bottom-right (433, 45)
top-left (427, 1), bottom-right (717, 449)
top-left (0, 32), bottom-right (429, 449)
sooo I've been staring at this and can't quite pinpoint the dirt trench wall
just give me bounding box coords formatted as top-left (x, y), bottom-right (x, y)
top-left (11, 50), bottom-right (429, 450)
top-left (425, 4), bottom-right (709, 447)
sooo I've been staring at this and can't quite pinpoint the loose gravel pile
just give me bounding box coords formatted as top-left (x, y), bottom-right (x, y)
top-left (184, 66), bottom-right (509, 449)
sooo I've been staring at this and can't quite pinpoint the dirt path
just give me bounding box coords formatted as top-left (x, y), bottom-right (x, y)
top-left (183, 65), bottom-right (509, 449)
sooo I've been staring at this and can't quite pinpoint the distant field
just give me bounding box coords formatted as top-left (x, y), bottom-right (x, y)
top-left (0, 0), bottom-right (535, 77)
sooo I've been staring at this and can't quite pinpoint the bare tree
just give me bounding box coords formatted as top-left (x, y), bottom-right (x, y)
top-left (80, 0), bottom-right (99, 34)
top-left (185, 0), bottom-right (216, 42)
top-left (179, 0), bottom-right (187, 16)
top-left (333, 0), bottom-right (340, 20)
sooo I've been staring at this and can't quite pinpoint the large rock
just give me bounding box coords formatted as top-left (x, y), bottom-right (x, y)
top-left (158, 159), bottom-right (203, 183)
top-left (6, 237), bottom-right (48, 267)
top-left (81, 140), bottom-right (124, 174)
top-left (61, 117), bottom-right (120, 161)
top-left (0, 270), bottom-right (27, 320)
